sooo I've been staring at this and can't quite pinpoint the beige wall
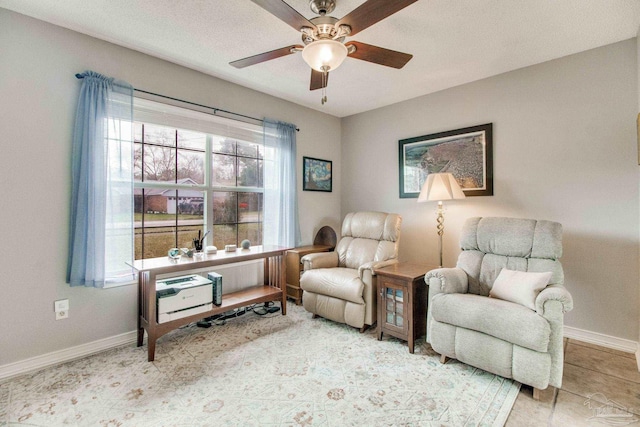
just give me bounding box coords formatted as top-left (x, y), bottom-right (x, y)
top-left (1, 7), bottom-right (638, 368)
top-left (342, 39), bottom-right (639, 342)
top-left (0, 9), bottom-right (342, 366)
top-left (637, 26), bottom-right (640, 348)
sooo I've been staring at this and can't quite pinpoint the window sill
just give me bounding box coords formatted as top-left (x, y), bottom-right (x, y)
top-left (103, 276), bottom-right (137, 289)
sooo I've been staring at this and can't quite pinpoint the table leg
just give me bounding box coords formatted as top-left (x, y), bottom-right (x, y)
top-left (145, 271), bottom-right (157, 361)
top-left (147, 335), bottom-right (156, 362)
top-left (280, 254), bottom-right (287, 315)
top-left (137, 275), bottom-right (143, 347)
top-left (137, 325), bottom-right (144, 347)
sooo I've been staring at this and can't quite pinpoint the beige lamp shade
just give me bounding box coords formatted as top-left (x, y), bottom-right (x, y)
top-left (417, 173), bottom-right (466, 202)
top-left (302, 39), bottom-right (349, 72)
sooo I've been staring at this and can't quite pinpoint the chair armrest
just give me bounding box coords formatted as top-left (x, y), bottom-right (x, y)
top-left (425, 267), bottom-right (469, 294)
top-left (535, 286), bottom-right (572, 388)
top-left (535, 284), bottom-right (573, 315)
top-left (358, 259), bottom-right (399, 279)
top-left (359, 261), bottom-right (398, 327)
top-left (301, 251), bottom-right (339, 270)
top-left (425, 267), bottom-right (468, 344)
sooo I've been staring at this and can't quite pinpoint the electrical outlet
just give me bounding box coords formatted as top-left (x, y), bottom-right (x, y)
top-left (55, 299), bottom-right (69, 320)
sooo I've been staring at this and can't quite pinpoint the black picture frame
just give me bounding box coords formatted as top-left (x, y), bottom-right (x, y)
top-left (303, 156), bottom-right (332, 192)
top-left (398, 123), bottom-right (493, 198)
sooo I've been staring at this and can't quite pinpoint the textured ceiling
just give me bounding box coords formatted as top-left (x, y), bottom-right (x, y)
top-left (1, 0), bottom-right (639, 117)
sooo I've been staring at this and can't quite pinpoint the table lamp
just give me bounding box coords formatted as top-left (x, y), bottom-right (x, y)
top-left (417, 173), bottom-right (466, 267)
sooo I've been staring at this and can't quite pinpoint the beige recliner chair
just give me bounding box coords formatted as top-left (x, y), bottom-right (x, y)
top-left (426, 217), bottom-right (573, 399)
top-left (300, 211), bottom-right (402, 331)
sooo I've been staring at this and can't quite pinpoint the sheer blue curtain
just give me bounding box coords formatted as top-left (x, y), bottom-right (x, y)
top-left (67, 71), bottom-right (134, 287)
top-left (263, 119), bottom-right (301, 248)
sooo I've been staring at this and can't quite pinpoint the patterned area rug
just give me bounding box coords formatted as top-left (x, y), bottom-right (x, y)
top-left (1, 304), bottom-right (520, 426)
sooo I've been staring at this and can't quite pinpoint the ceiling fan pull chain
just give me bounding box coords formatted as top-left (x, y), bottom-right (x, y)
top-left (321, 66), bottom-right (328, 104)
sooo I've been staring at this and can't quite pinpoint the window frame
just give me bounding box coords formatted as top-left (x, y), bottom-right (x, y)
top-left (104, 97), bottom-right (265, 288)
top-left (134, 99), bottom-right (265, 259)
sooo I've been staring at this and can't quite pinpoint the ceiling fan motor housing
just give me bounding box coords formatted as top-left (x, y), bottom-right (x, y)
top-left (302, 16), bottom-right (350, 45)
top-left (310, 0), bottom-right (336, 15)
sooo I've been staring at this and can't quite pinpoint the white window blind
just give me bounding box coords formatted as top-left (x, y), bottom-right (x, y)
top-left (134, 98), bottom-right (263, 144)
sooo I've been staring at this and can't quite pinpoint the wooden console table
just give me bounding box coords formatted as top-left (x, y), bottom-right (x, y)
top-left (374, 262), bottom-right (436, 354)
top-left (128, 245), bottom-right (289, 361)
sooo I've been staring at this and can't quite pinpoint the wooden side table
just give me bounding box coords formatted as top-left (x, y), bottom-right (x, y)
top-left (285, 245), bottom-right (332, 305)
top-left (374, 262), bottom-right (436, 353)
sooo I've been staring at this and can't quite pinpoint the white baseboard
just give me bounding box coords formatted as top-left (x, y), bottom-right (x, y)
top-left (564, 326), bottom-right (638, 354)
top-left (564, 326), bottom-right (640, 372)
top-left (0, 331), bottom-right (138, 381)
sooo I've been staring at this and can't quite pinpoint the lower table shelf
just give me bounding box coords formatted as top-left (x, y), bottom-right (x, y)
top-left (146, 285), bottom-right (283, 338)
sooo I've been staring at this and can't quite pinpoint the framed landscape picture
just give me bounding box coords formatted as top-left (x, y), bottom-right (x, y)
top-left (303, 156), bottom-right (332, 192)
top-left (398, 123), bottom-right (493, 198)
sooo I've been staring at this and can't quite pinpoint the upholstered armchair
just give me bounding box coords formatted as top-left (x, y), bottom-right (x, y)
top-left (426, 217), bottom-right (573, 398)
top-left (300, 211), bottom-right (402, 331)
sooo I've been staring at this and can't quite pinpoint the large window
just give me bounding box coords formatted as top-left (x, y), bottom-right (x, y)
top-left (133, 99), bottom-right (264, 259)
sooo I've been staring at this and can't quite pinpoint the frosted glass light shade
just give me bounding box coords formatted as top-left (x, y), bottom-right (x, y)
top-left (417, 173), bottom-right (466, 202)
top-left (302, 40), bottom-right (348, 72)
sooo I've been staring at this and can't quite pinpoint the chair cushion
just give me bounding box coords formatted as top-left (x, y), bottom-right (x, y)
top-left (336, 212), bottom-right (402, 269)
top-left (489, 269), bottom-right (552, 310)
top-left (337, 237), bottom-right (380, 269)
top-left (300, 268), bottom-right (364, 305)
top-left (461, 217), bottom-right (562, 259)
top-left (431, 293), bottom-right (551, 352)
top-left (342, 211), bottom-right (401, 242)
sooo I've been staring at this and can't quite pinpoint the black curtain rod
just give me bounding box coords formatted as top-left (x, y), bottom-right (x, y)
top-left (74, 73), bottom-right (299, 132)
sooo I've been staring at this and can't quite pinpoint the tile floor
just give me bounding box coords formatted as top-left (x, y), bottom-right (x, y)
top-left (505, 339), bottom-right (640, 426)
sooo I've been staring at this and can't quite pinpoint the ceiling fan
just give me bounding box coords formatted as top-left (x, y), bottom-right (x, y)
top-left (230, 0), bottom-right (418, 104)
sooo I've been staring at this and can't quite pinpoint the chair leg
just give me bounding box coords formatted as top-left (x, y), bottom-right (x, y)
top-left (533, 387), bottom-right (541, 401)
top-left (312, 314), bottom-right (319, 319)
top-left (439, 354), bottom-right (449, 364)
top-left (532, 386), bottom-right (555, 401)
top-left (360, 324), bottom-right (370, 333)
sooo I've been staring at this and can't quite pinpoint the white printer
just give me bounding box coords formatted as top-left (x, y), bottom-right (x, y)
top-left (156, 274), bottom-right (213, 323)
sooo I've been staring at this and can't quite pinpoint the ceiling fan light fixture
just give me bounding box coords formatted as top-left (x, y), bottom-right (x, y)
top-left (302, 39), bottom-right (348, 72)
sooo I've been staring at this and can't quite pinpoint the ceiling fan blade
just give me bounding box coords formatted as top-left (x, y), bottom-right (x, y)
top-left (336, 0), bottom-right (418, 36)
top-left (310, 69), bottom-right (329, 91)
top-left (251, 0), bottom-right (316, 31)
top-left (347, 41), bottom-right (413, 69)
top-left (230, 45), bottom-right (303, 68)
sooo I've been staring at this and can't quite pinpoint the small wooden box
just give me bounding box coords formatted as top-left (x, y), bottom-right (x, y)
top-left (285, 245), bottom-right (332, 305)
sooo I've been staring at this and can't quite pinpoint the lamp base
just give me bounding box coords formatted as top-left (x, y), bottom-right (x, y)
top-left (437, 201), bottom-right (444, 268)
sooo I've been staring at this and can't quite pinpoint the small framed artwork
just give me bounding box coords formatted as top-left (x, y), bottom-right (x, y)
top-left (303, 156), bottom-right (332, 192)
top-left (398, 123), bottom-right (493, 198)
